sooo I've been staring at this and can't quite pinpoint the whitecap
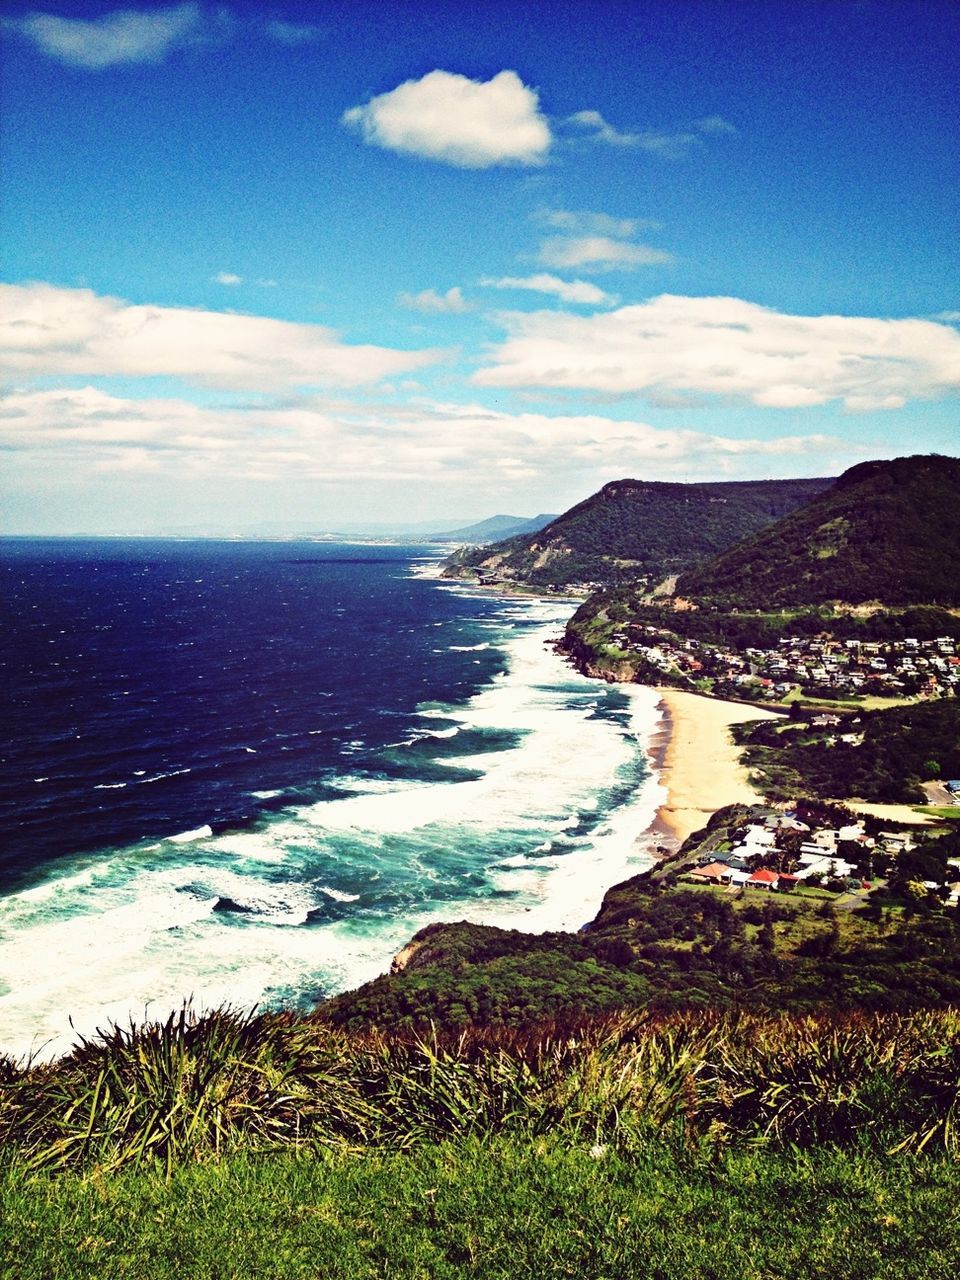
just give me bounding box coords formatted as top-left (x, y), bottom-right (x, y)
top-left (168, 825), bottom-right (214, 844)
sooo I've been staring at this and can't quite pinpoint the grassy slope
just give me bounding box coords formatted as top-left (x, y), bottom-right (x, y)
top-left (4, 1140), bottom-right (959, 1280)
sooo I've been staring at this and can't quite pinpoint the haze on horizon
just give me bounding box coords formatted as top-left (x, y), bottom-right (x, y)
top-left (1, 0), bottom-right (958, 536)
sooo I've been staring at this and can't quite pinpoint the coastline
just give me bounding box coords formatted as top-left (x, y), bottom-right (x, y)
top-left (653, 688), bottom-right (781, 844)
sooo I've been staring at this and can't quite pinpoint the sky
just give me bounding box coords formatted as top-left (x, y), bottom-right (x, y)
top-left (1, 0), bottom-right (958, 535)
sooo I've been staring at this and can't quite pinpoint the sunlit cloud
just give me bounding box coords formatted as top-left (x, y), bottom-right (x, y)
top-left (0, 283), bottom-right (441, 391)
top-left (212, 271), bottom-right (242, 286)
top-left (342, 69), bottom-right (551, 168)
top-left (473, 295), bottom-right (960, 410)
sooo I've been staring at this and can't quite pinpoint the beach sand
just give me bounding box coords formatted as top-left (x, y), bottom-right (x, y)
top-left (655, 689), bottom-right (780, 844)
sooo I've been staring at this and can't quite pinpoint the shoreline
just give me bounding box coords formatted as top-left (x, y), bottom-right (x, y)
top-left (652, 688), bottom-right (781, 845)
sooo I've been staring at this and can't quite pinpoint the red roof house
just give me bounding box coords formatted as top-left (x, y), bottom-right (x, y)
top-left (747, 868), bottom-right (780, 890)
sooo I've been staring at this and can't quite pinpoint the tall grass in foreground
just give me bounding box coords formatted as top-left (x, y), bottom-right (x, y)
top-left (1, 1007), bottom-right (958, 1174)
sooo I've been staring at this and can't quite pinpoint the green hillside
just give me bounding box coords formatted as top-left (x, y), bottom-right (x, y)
top-left (443, 475), bottom-right (831, 591)
top-left (677, 454), bottom-right (960, 607)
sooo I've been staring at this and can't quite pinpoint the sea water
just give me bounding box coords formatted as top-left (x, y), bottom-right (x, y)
top-left (0, 539), bottom-right (664, 1059)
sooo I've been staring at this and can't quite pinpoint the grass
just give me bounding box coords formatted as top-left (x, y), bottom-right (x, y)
top-left (3, 1139), bottom-right (959, 1280)
top-left (3, 1008), bottom-right (960, 1277)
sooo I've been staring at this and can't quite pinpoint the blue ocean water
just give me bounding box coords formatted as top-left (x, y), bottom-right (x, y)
top-left (0, 540), bottom-right (664, 1058)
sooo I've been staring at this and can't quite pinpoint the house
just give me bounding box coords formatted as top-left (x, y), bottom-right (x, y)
top-left (687, 862), bottom-right (730, 884)
top-left (747, 868), bottom-right (780, 890)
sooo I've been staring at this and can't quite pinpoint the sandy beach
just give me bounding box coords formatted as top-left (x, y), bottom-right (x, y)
top-left (655, 689), bottom-right (781, 844)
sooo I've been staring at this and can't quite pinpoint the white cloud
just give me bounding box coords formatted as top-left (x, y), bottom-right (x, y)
top-left (213, 272), bottom-right (243, 286)
top-left (473, 294), bottom-right (960, 410)
top-left (0, 385), bottom-right (852, 492)
top-left (3, 3), bottom-right (203, 69)
top-left (567, 110), bottom-right (737, 157)
top-left (398, 286), bottom-right (471, 314)
top-left (539, 209), bottom-right (660, 237)
top-left (342, 69), bottom-right (551, 168)
top-left (0, 283), bottom-right (440, 391)
top-left (531, 209), bottom-right (671, 273)
top-left (539, 236), bottom-right (673, 271)
top-left (479, 274), bottom-right (613, 306)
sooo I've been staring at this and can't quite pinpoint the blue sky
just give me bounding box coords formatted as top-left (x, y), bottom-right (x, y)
top-left (1, 0), bottom-right (958, 534)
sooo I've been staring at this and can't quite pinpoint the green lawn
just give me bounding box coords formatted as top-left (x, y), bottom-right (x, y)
top-left (3, 1139), bottom-right (958, 1280)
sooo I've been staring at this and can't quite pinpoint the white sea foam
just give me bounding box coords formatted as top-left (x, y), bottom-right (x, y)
top-left (0, 600), bottom-right (665, 1061)
top-left (319, 885), bottom-right (361, 903)
top-left (168, 825), bottom-right (213, 844)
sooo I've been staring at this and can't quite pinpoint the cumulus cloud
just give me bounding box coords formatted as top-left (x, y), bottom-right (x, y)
top-left (567, 110), bottom-right (737, 157)
top-left (3, 3), bottom-right (204, 69)
top-left (398, 286), bottom-right (471, 313)
top-left (473, 295), bottom-right (960, 410)
top-left (212, 271), bottom-right (242, 286)
top-left (0, 283), bottom-right (440, 391)
top-left (479, 274), bottom-right (614, 306)
top-left (0, 385), bottom-right (853, 491)
top-left (342, 69), bottom-right (551, 168)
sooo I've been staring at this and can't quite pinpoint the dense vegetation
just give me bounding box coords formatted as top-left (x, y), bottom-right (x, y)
top-left (677, 455), bottom-right (960, 607)
top-left (444, 475), bottom-right (830, 590)
top-left (5, 1004), bottom-right (960, 1176)
top-left (736, 700), bottom-right (960, 803)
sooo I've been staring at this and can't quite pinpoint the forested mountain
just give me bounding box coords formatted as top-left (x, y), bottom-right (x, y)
top-left (676, 455), bottom-right (960, 607)
top-left (442, 476), bottom-right (832, 591)
top-left (436, 512), bottom-right (557, 541)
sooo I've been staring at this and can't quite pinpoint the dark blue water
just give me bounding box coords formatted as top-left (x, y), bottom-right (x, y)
top-left (0, 539), bottom-right (511, 884)
top-left (0, 539), bottom-right (661, 1058)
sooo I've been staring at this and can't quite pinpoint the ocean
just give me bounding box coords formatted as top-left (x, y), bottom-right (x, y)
top-left (0, 539), bottom-right (664, 1059)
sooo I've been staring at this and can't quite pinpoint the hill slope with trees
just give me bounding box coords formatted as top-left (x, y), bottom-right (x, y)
top-left (676, 454), bottom-right (960, 607)
top-left (443, 476), bottom-right (832, 591)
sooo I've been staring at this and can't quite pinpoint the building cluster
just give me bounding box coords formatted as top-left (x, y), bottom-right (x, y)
top-left (612, 627), bottom-right (960, 701)
top-left (684, 812), bottom-right (960, 906)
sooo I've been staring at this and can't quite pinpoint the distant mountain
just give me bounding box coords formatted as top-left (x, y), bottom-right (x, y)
top-left (676, 454), bottom-right (960, 607)
top-left (443, 476), bottom-right (833, 591)
top-left (435, 513), bottom-right (557, 542)
top-left (153, 515), bottom-right (554, 541)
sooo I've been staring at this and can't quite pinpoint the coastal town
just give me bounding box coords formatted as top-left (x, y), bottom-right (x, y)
top-left (607, 626), bottom-right (960, 703)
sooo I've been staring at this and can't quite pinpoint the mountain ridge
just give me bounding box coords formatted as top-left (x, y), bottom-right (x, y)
top-left (443, 475), bottom-right (834, 592)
